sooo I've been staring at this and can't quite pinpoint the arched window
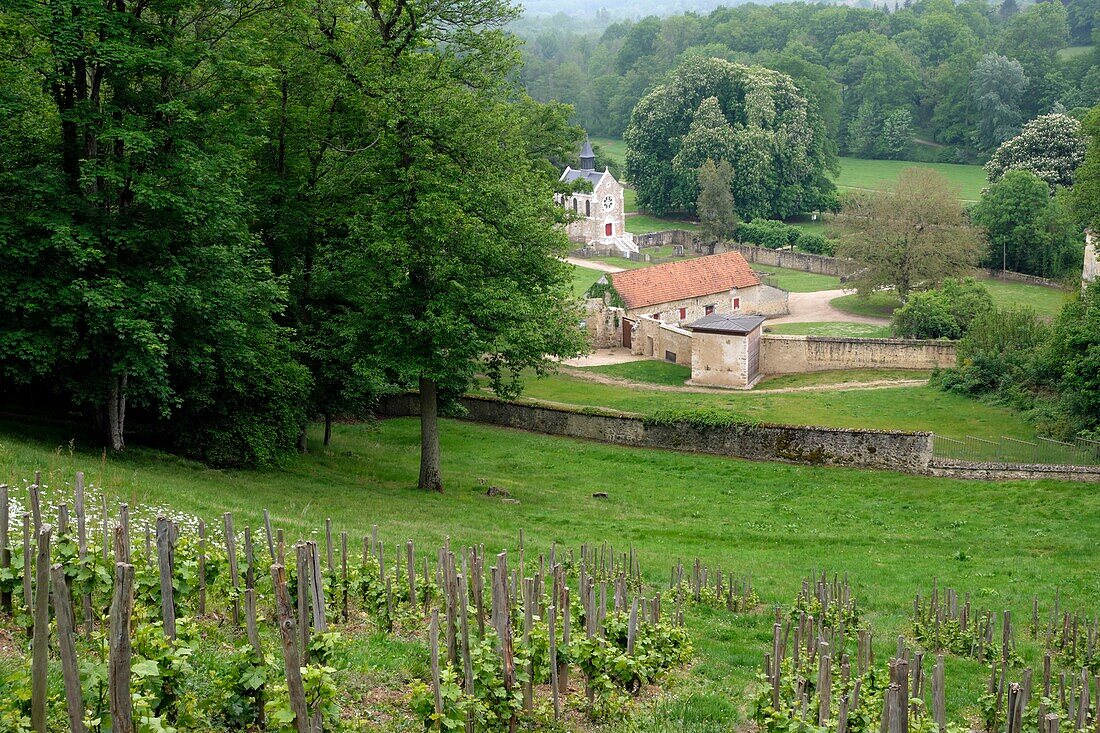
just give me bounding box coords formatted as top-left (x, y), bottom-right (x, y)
top-left (572, 198), bottom-right (578, 212)
top-left (585, 199), bottom-right (591, 217)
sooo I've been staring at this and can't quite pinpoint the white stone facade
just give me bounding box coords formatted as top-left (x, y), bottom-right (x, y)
top-left (559, 159), bottom-right (636, 253)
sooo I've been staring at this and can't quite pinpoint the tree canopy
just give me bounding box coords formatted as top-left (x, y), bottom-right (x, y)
top-left (624, 56), bottom-right (836, 220)
top-left (985, 113), bottom-right (1088, 190)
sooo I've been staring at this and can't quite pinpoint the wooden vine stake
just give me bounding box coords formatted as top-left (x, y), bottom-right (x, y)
top-left (155, 516), bottom-right (176, 639)
top-left (244, 588), bottom-right (265, 728)
top-left (109, 563), bottom-right (135, 733)
top-left (0, 483), bottom-right (9, 613)
top-left (31, 525), bottom-right (51, 733)
top-left (223, 512), bottom-right (240, 625)
top-left (430, 609), bottom-right (443, 728)
top-left (549, 603), bottom-right (561, 720)
top-left (51, 563), bottom-right (86, 733)
top-left (74, 472), bottom-right (94, 634)
top-left (271, 564), bottom-right (310, 733)
top-left (296, 543), bottom-right (312, 660)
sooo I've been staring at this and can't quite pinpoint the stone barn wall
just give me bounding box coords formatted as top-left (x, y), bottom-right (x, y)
top-left (726, 243), bottom-right (858, 277)
top-left (631, 317), bottom-right (692, 365)
top-left (761, 335), bottom-right (957, 374)
top-left (378, 394), bottom-right (934, 471)
top-left (583, 300), bottom-right (625, 349)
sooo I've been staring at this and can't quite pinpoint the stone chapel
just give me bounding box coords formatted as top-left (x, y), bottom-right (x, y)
top-left (559, 139), bottom-right (637, 254)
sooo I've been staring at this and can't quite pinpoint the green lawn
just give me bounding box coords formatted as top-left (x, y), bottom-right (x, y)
top-left (830, 292), bottom-right (900, 319)
top-left (833, 156), bottom-right (987, 202)
top-left (1, 417), bottom-right (1094, 730)
top-left (626, 213), bottom-right (700, 234)
top-left (582, 359), bottom-right (690, 386)
top-left (748, 263), bottom-right (842, 292)
top-left (765, 321), bottom-right (893, 338)
top-left (623, 186), bottom-right (638, 213)
top-left (1057, 45), bottom-right (1094, 60)
top-left (511, 371), bottom-right (1038, 441)
top-left (978, 277), bottom-right (1071, 320)
top-left (590, 135), bottom-right (628, 166)
top-left (830, 279), bottom-right (1070, 321)
top-left (571, 263), bottom-right (605, 297)
top-left (755, 368), bottom-right (931, 390)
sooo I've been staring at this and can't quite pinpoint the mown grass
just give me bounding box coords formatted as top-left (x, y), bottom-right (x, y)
top-left (830, 292), bottom-right (900, 319)
top-left (626, 213), bottom-right (700, 234)
top-left (571, 263), bottom-right (605, 297)
top-left (507, 371), bottom-right (1038, 440)
top-left (754, 368), bottom-right (931, 390)
top-left (1057, 45), bottom-right (1095, 60)
top-left (582, 359), bottom-right (690, 386)
top-left (765, 321), bottom-right (892, 337)
top-left (834, 156), bottom-right (987, 202)
top-left (831, 279), bottom-right (1070, 321)
top-left (748, 264), bottom-right (842, 292)
top-left (1, 417), bottom-right (1095, 730)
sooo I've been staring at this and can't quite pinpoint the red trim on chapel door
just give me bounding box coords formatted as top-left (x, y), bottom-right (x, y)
top-left (605, 223), bottom-right (613, 236)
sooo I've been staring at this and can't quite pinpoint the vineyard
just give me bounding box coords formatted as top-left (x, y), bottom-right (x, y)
top-left (1, 472), bottom-right (1099, 733)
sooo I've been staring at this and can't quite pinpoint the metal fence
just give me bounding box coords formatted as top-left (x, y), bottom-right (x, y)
top-left (932, 434), bottom-right (1100, 466)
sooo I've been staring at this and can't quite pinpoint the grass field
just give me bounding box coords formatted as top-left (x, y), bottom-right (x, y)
top-left (508, 371), bottom-right (1038, 440)
top-left (765, 321), bottom-right (892, 337)
top-left (590, 135), bottom-right (627, 165)
top-left (583, 359), bottom-right (691, 385)
top-left (748, 263), bottom-right (842, 292)
top-left (831, 279), bottom-right (1071, 321)
top-left (1058, 45), bottom-right (1095, 60)
top-left (571, 263), bottom-right (605, 297)
top-left (2, 417), bottom-right (1094, 730)
top-left (625, 213), bottom-right (700, 234)
top-left (755, 367), bottom-right (931, 389)
top-left (834, 156), bottom-right (987, 201)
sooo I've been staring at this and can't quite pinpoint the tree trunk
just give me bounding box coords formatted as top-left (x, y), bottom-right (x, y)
top-left (418, 376), bottom-right (443, 492)
top-left (297, 427), bottom-right (308, 454)
top-left (106, 374), bottom-right (127, 452)
top-left (323, 413), bottom-right (332, 446)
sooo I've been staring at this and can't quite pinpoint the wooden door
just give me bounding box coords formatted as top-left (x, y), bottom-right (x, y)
top-left (605, 222), bottom-right (613, 236)
top-left (622, 318), bottom-right (633, 348)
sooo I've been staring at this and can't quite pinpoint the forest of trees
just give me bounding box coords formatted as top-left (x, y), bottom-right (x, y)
top-left (0, 0), bottom-right (589, 487)
top-left (518, 0), bottom-right (1100, 162)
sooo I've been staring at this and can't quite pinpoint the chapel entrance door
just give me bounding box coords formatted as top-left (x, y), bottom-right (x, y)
top-left (605, 222), bottom-right (613, 236)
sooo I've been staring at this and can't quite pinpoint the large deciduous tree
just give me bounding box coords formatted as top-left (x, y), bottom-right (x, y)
top-left (696, 160), bottom-right (739, 252)
top-left (0, 0), bottom-right (310, 464)
top-left (319, 0), bottom-right (588, 491)
top-left (837, 168), bottom-right (984, 301)
top-left (624, 56), bottom-right (836, 220)
top-left (985, 113), bottom-right (1088, 191)
top-left (971, 170), bottom-right (1082, 278)
top-left (971, 53), bottom-right (1029, 153)
top-left (1071, 103), bottom-right (1100, 232)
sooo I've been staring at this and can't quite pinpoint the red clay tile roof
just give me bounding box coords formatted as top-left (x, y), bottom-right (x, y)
top-left (609, 251), bottom-right (760, 310)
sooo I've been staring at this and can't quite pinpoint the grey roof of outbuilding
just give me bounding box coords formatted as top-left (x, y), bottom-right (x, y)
top-left (560, 168), bottom-right (605, 184)
top-left (685, 313), bottom-right (766, 335)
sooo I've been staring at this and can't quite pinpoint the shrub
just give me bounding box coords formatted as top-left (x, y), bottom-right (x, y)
top-left (794, 231), bottom-right (835, 256)
top-left (737, 220), bottom-right (798, 249)
top-left (891, 278), bottom-right (994, 339)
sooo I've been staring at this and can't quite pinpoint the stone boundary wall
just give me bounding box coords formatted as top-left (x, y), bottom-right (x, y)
top-left (726, 243), bottom-right (858, 277)
top-left (634, 230), bottom-right (695, 248)
top-left (631, 318), bottom-right (692, 365)
top-left (761, 335), bottom-right (957, 374)
top-left (985, 269), bottom-right (1068, 290)
top-left (929, 460), bottom-right (1100, 483)
top-left (378, 394), bottom-right (934, 471)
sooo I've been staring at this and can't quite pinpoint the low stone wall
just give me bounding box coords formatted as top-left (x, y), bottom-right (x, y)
top-left (378, 394), bottom-right (934, 471)
top-left (631, 317), bottom-right (692, 365)
top-left (584, 301), bottom-right (624, 349)
top-left (929, 460), bottom-right (1100, 483)
top-left (986, 269), bottom-right (1067, 290)
top-left (634, 230), bottom-right (695, 248)
top-left (761, 335), bottom-right (957, 374)
top-left (726, 243), bottom-right (857, 278)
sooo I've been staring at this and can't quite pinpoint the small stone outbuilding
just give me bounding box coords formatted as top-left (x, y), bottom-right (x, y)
top-left (685, 313), bottom-right (766, 389)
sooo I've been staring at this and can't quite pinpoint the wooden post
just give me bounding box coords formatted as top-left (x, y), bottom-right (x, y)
top-left (772, 623), bottom-right (783, 709)
top-left (341, 532), bottom-right (348, 622)
top-left (271, 564), bottom-right (310, 733)
top-left (296, 543), bottom-right (311, 660)
top-left (30, 525), bottom-right (51, 733)
top-left (407, 540), bottom-right (416, 611)
top-left (73, 473), bottom-right (93, 634)
top-left (244, 527), bottom-right (255, 591)
top-left (459, 570), bottom-right (475, 733)
top-left (155, 517), bottom-right (176, 639)
top-left (309, 541), bottom-right (327, 632)
top-left (29, 471), bottom-right (42, 533)
top-left (22, 513), bottom-right (31, 616)
top-left (197, 519), bottom-right (206, 616)
top-left (549, 603), bottom-right (561, 720)
top-left (933, 655), bottom-right (946, 733)
top-left (223, 513), bottom-right (240, 625)
top-left (51, 564), bottom-right (86, 733)
top-left (0, 483), bottom-right (9, 613)
top-left (117, 504), bottom-right (130, 564)
top-left (263, 510), bottom-right (275, 561)
top-left (109, 563), bottom-right (135, 733)
top-left (244, 587), bottom-right (265, 728)
top-left (430, 609), bottom-right (443, 728)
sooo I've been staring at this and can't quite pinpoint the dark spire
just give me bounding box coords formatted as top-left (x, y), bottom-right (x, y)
top-left (579, 138), bottom-right (596, 171)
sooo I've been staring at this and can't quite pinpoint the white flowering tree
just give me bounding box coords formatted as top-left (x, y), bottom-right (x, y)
top-left (985, 113), bottom-right (1088, 191)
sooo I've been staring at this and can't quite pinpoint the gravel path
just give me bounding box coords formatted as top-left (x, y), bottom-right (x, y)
top-left (769, 289), bottom-right (891, 326)
top-left (564, 257), bottom-right (625, 273)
